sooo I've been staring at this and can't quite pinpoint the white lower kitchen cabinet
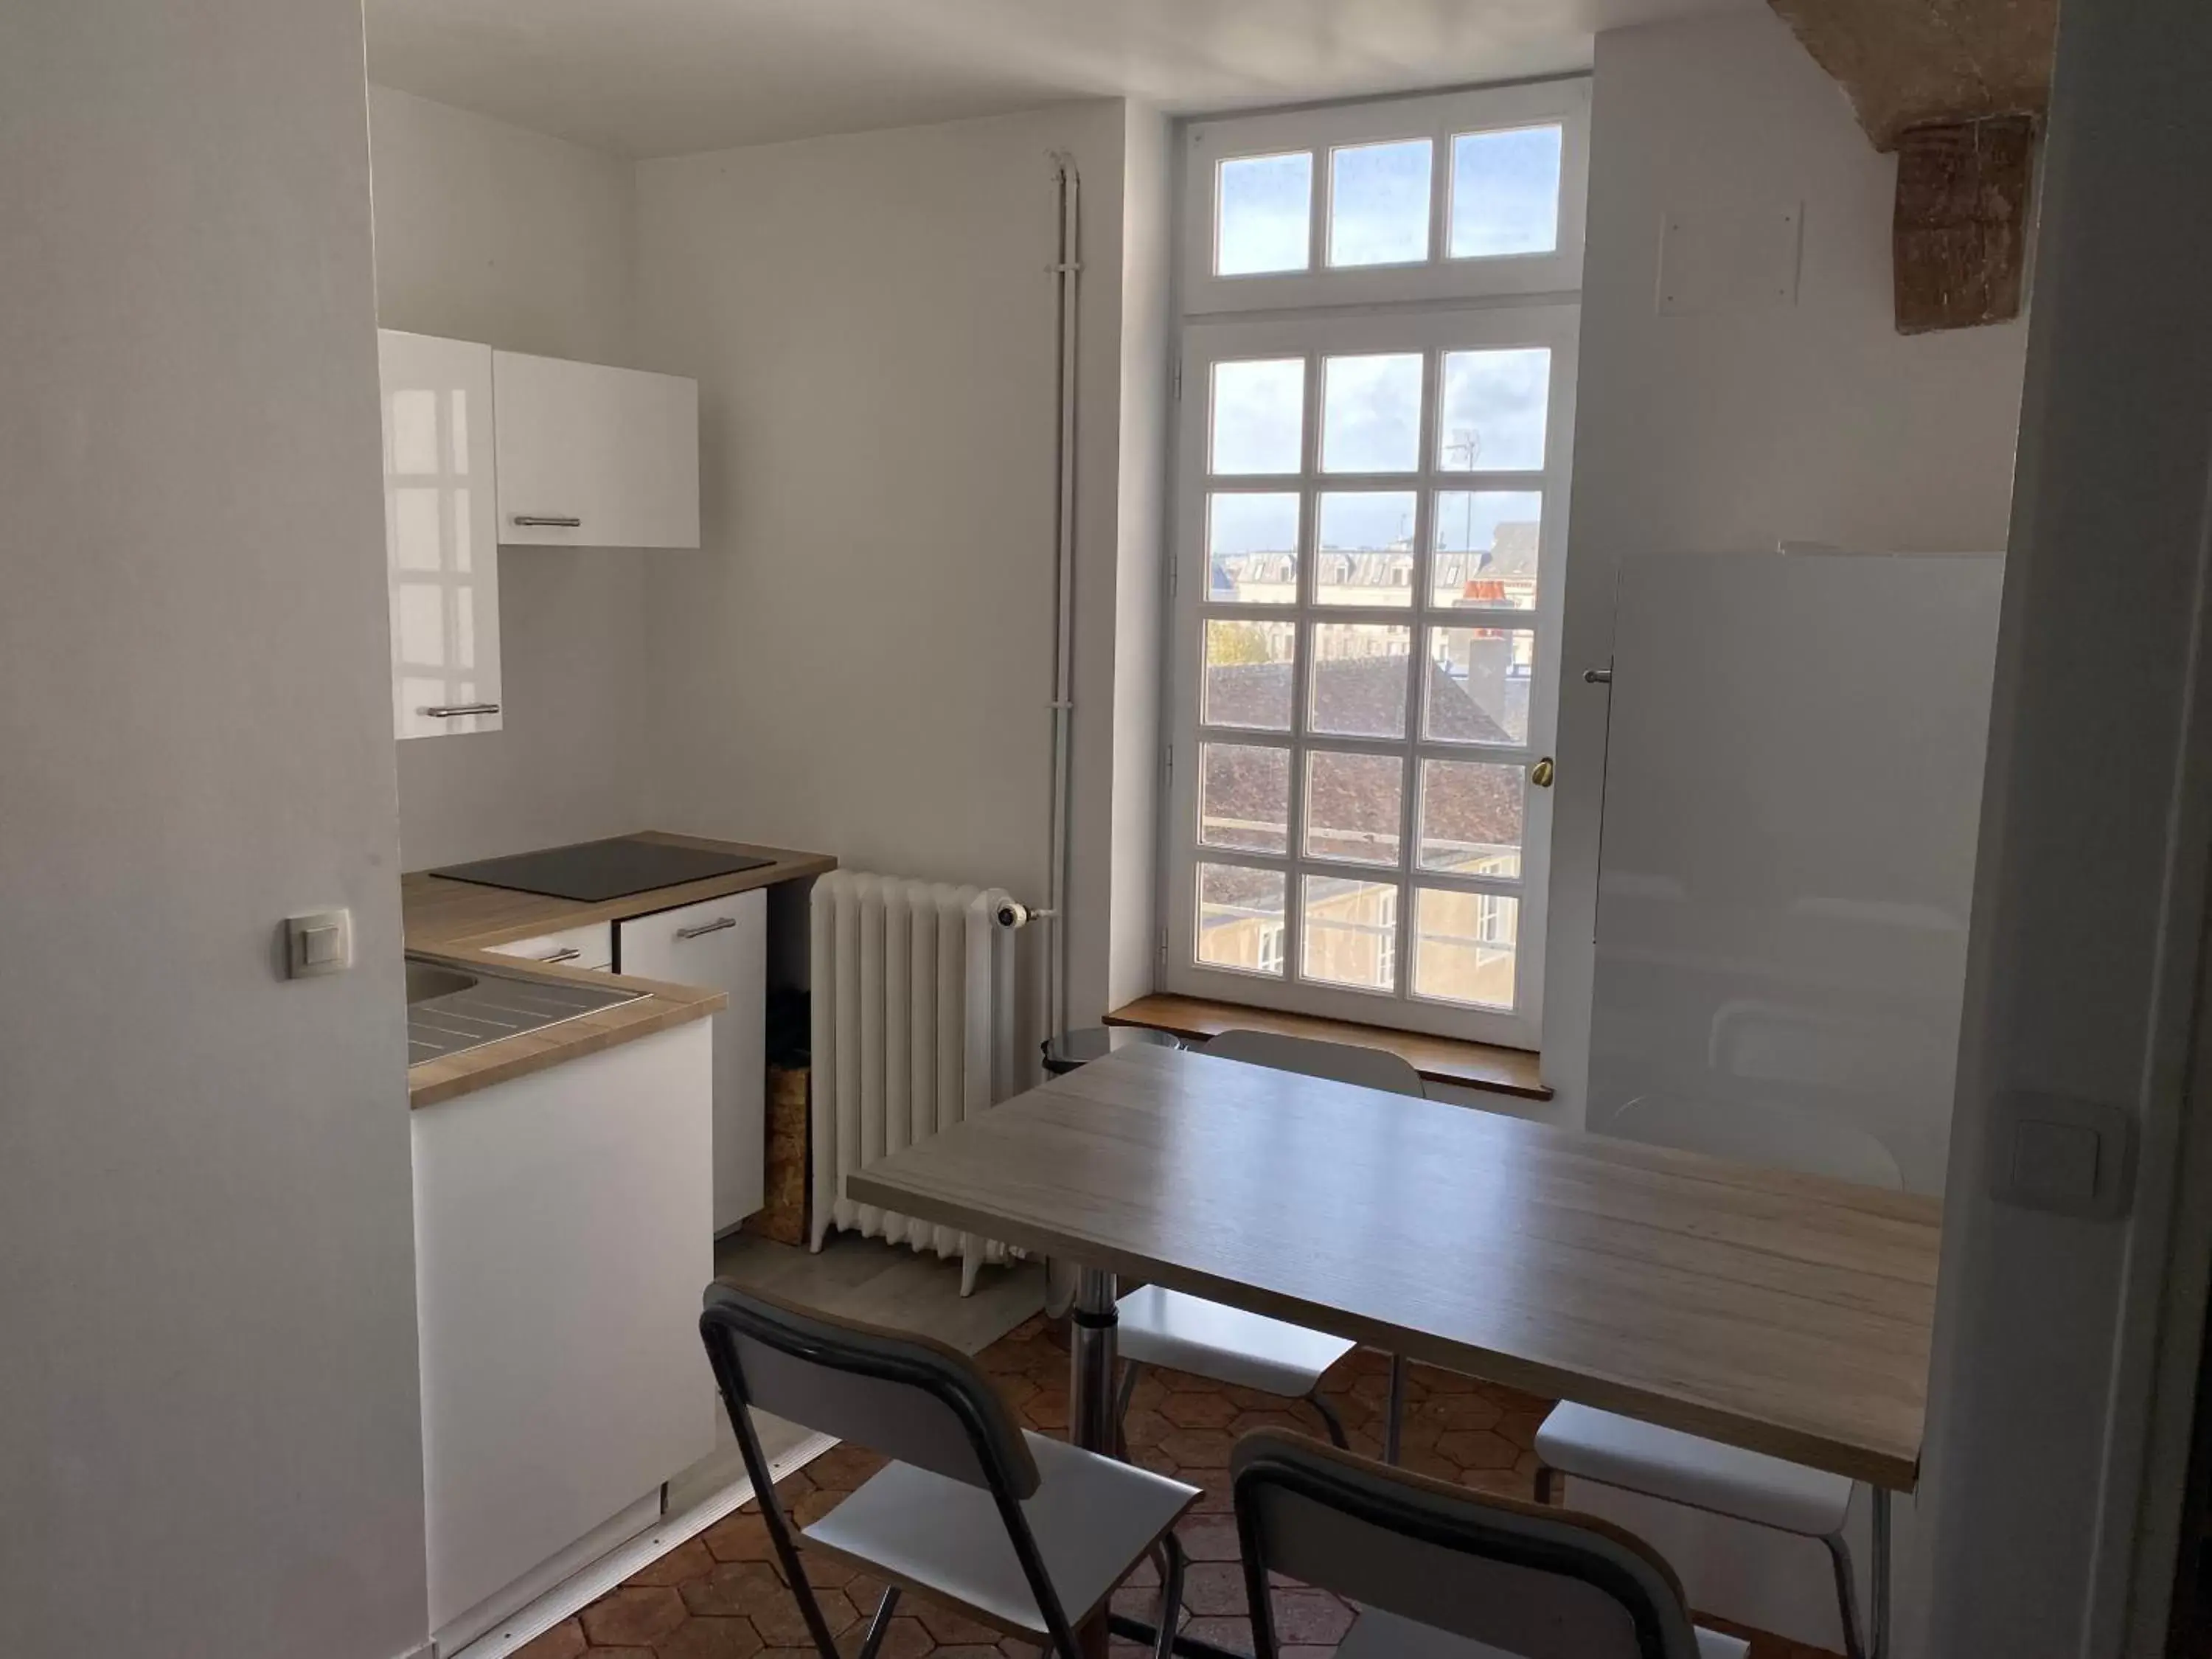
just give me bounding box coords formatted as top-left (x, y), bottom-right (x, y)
top-left (412, 1018), bottom-right (715, 1647)
top-left (618, 891), bottom-right (766, 1233)
top-left (484, 920), bottom-right (614, 972)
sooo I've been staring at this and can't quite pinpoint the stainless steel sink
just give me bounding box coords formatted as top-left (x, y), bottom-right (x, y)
top-left (406, 961), bottom-right (479, 1004)
top-left (405, 952), bottom-right (646, 1065)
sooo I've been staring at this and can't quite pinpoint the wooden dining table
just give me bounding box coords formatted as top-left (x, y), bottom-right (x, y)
top-left (847, 1043), bottom-right (1943, 1658)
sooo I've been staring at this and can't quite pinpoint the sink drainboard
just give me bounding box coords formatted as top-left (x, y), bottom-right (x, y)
top-left (406, 956), bottom-right (645, 1064)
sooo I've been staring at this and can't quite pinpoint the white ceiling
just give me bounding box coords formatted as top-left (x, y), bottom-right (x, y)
top-left (363, 0), bottom-right (1748, 160)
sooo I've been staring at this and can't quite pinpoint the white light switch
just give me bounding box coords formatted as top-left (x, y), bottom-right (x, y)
top-left (1990, 1091), bottom-right (2134, 1221)
top-left (286, 909), bottom-right (354, 978)
top-left (2010, 1119), bottom-right (2100, 1208)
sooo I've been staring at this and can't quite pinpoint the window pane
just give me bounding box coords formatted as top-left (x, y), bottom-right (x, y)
top-left (1208, 493), bottom-right (1299, 602)
top-left (1414, 886), bottom-right (1518, 1008)
top-left (1450, 126), bottom-right (1563, 259)
top-left (1203, 619), bottom-right (1295, 731)
top-left (1425, 625), bottom-right (1534, 745)
top-left (1437, 349), bottom-right (1550, 472)
top-left (389, 389), bottom-right (439, 476)
top-left (1217, 152), bottom-right (1312, 276)
top-left (1315, 491), bottom-right (1416, 608)
top-left (1311, 623), bottom-right (1411, 738)
top-left (1418, 760), bottom-right (1524, 876)
top-left (1431, 491), bottom-right (1542, 610)
top-left (1198, 863), bottom-right (1287, 976)
top-left (1211, 358), bottom-right (1306, 475)
top-left (1329, 139), bottom-right (1433, 268)
top-left (1200, 743), bottom-right (1290, 855)
top-left (1305, 751), bottom-right (1404, 866)
top-left (1321, 353), bottom-right (1422, 473)
top-left (1302, 875), bottom-right (1399, 991)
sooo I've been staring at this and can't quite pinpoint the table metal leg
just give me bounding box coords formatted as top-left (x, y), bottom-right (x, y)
top-left (1068, 1267), bottom-right (1247, 1659)
top-left (1069, 1268), bottom-right (1119, 1658)
top-left (1870, 1486), bottom-right (1891, 1659)
top-left (1069, 1266), bottom-right (1120, 1455)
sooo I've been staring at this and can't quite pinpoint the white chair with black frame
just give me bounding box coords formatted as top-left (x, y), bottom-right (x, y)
top-left (1231, 1427), bottom-right (1750, 1658)
top-left (698, 1283), bottom-right (1200, 1659)
top-left (1111, 1029), bottom-right (1421, 1464)
top-left (1531, 1092), bottom-right (1907, 1659)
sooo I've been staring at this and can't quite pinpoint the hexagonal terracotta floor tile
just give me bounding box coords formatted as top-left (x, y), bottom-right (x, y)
top-left (551, 1319), bottom-right (1832, 1659)
top-left (577, 1585), bottom-right (688, 1647)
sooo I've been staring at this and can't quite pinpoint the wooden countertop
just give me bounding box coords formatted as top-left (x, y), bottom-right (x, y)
top-left (405, 950), bottom-right (728, 1109)
top-left (849, 1043), bottom-right (1942, 1492)
top-left (1105, 992), bottom-right (1550, 1100)
top-left (403, 832), bottom-right (834, 1108)
top-left (402, 831), bottom-right (836, 952)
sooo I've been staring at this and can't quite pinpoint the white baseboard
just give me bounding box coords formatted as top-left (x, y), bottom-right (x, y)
top-left (446, 1430), bottom-right (839, 1659)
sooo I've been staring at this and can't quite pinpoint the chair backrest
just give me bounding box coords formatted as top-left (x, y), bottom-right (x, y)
top-left (1206, 1028), bottom-right (1427, 1098)
top-left (1613, 1091), bottom-right (1903, 1190)
top-left (1231, 1430), bottom-right (1705, 1659)
top-left (699, 1283), bottom-right (1040, 1496)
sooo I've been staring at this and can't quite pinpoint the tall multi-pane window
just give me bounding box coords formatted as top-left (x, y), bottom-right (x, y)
top-left (1164, 83), bottom-right (1587, 1048)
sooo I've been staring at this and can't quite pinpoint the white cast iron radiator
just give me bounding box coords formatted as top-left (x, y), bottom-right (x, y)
top-left (808, 872), bottom-right (1021, 1293)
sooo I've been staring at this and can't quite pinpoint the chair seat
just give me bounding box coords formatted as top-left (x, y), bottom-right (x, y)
top-left (1337, 1607), bottom-right (1750, 1659)
top-left (801, 1429), bottom-right (1198, 1638)
top-left (1116, 1283), bottom-right (1356, 1397)
top-left (1534, 1404), bottom-right (1852, 1537)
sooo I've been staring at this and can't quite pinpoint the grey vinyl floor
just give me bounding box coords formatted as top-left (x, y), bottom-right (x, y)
top-left (669, 1228), bottom-right (1046, 1511)
top-left (712, 1227), bottom-right (1046, 1352)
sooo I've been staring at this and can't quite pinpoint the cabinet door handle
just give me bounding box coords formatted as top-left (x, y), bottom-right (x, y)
top-left (535, 947), bottom-right (582, 964)
top-left (675, 915), bottom-right (738, 941)
top-left (512, 515), bottom-right (582, 528)
top-left (422, 703), bottom-right (501, 717)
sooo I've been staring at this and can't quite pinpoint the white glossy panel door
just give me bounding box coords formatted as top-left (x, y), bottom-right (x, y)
top-left (492, 350), bottom-right (700, 549)
top-left (1587, 551), bottom-right (2003, 1194)
top-left (380, 330), bottom-right (502, 739)
top-left (619, 890), bottom-right (766, 1231)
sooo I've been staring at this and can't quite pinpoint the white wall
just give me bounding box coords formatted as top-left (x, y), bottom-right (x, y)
top-left (632, 101), bottom-right (1159, 1030)
top-left (0, 6), bottom-right (427, 1657)
top-left (1104, 105), bottom-right (1175, 1010)
top-left (1545, 9), bottom-right (2029, 1126)
top-left (1923, 0), bottom-right (2212, 1649)
top-left (1540, 13), bottom-right (2028, 1649)
top-left (367, 86), bottom-right (657, 869)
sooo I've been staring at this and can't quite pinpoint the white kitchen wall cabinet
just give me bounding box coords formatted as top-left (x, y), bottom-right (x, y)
top-left (380, 330), bottom-right (503, 739)
top-left (492, 350), bottom-right (700, 549)
top-left (617, 890), bottom-right (765, 1231)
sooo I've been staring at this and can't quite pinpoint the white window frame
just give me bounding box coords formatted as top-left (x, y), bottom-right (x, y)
top-left (1182, 80), bottom-right (1590, 316)
top-left (1161, 82), bottom-right (1586, 1050)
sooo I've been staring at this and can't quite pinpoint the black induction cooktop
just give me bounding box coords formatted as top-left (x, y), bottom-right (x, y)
top-left (429, 836), bottom-right (774, 902)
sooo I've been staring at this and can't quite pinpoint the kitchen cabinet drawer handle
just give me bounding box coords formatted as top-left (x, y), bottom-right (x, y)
top-left (675, 916), bottom-right (738, 941)
top-left (422, 703), bottom-right (501, 717)
top-left (535, 947), bottom-right (582, 964)
top-left (512, 515), bottom-right (582, 528)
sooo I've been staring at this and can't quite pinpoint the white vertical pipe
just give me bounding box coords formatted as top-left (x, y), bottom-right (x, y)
top-left (1045, 151), bottom-right (1081, 1046)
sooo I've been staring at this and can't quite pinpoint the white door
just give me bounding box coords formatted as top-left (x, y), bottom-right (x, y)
top-left (380, 330), bottom-right (502, 738)
top-left (1162, 305), bottom-right (1578, 1049)
top-left (618, 890), bottom-right (766, 1231)
top-left (492, 350), bottom-right (700, 549)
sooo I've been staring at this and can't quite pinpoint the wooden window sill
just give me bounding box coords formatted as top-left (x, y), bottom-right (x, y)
top-left (1102, 994), bottom-right (1551, 1102)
